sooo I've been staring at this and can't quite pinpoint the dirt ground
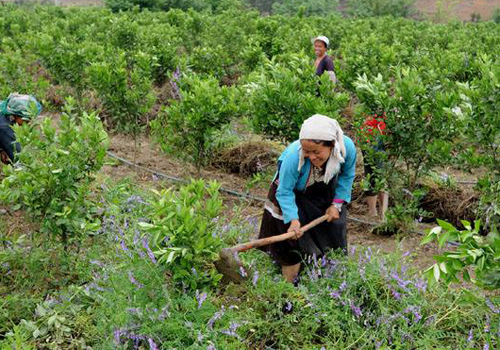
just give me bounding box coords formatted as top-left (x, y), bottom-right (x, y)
top-left (416, 0), bottom-right (500, 21)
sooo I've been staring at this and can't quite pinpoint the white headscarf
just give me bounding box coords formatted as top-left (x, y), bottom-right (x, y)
top-left (298, 114), bottom-right (346, 184)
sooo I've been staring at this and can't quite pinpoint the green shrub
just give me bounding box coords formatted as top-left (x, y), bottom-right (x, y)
top-left (246, 54), bottom-right (349, 143)
top-left (355, 69), bottom-right (461, 189)
top-left (151, 73), bottom-right (237, 168)
top-left (493, 8), bottom-right (500, 23)
top-left (139, 180), bottom-right (223, 290)
top-left (272, 0), bottom-right (339, 16)
top-left (88, 51), bottom-right (155, 132)
top-left (0, 100), bottom-right (108, 246)
top-left (455, 57), bottom-right (500, 231)
top-left (422, 219), bottom-right (500, 289)
top-left (105, 0), bottom-right (166, 12)
top-left (105, 0), bottom-right (243, 13)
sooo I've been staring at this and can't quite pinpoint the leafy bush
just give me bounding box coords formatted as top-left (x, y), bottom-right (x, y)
top-left (455, 57), bottom-right (500, 231)
top-left (105, 0), bottom-right (166, 12)
top-left (0, 49), bottom-right (50, 103)
top-left (105, 0), bottom-right (243, 13)
top-left (151, 73), bottom-right (237, 168)
top-left (245, 54), bottom-right (349, 143)
top-left (88, 51), bottom-right (155, 132)
top-left (493, 8), bottom-right (500, 24)
top-left (0, 100), bottom-right (108, 246)
top-left (139, 180), bottom-right (223, 290)
top-left (272, 0), bottom-right (339, 16)
top-left (355, 69), bottom-right (461, 189)
top-left (422, 219), bottom-right (500, 289)
top-left (347, 0), bottom-right (417, 18)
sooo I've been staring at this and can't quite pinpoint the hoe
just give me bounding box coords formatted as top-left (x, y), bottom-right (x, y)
top-left (215, 214), bottom-right (328, 283)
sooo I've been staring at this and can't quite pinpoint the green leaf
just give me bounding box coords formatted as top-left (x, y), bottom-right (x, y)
top-left (166, 250), bottom-right (176, 264)
top-left (420, 233), bottom-right (435, 245)
top-left (438, 230), bottom-right (451, 248)
top-left (439, 262), bottom-right (448, 274)
top-left (138, 222), bottom-right (154, 229)
top-left (48, 315), bottom-right (57, 326)
top-left (463, 269), bottom-right (471, 282)
top-left (437, 219), bottom-right (456, 232)
top-left (433, 264), bottom-right (441, 282)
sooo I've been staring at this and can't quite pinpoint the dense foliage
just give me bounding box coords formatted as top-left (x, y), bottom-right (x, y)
top-left (0, 3), bottom-right (499, 349)
top-left (0, 100), bottom-right (108, 246)
top-left (1, 180), bottom-right (497, 348)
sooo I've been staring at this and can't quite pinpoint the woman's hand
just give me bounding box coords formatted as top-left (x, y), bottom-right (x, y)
top-left (288, 219), bottom-right (302, 240)
top-left (326, 205), bottom-right (340, 222)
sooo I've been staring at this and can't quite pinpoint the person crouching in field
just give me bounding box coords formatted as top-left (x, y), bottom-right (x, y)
top-left (0, 94), bottom-right (42, 164)
top-left (312, 36), bottom-right (337, 83)
top-left (258, 115), bottom-right (356, 283)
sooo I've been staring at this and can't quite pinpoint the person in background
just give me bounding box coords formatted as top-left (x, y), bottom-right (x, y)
top-left (312, 35), bottom-right (337, 83)
top-left (360, 113), bottom-right (389, 220)
top-left (0, 94), bottom-right (42, 164)
top-left (258, 114), bottom-right (356, 283)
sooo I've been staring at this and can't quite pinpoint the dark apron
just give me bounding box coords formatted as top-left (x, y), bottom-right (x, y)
top-left (258, 168), bottom-right (347, 266)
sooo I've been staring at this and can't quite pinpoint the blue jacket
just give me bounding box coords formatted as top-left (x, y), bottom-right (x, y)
top-left (276, 136), bottom-right (357, 223)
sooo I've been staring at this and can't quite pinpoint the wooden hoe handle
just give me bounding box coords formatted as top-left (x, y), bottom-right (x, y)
top-left (232, 215), bottom-right (328, 253)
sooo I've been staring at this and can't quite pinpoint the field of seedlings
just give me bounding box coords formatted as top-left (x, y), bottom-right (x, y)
top-left (0, 3), bottom-right (499, 349)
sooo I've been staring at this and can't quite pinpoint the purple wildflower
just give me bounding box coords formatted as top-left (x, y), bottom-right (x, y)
top-left (350, 302), bottom-right (362, 318)
top-left (330, 290), bottom-right (341, 299)
top-left (142, 237), bottom-right (157, 264)
top-left (239, 266), bottom-right (247, 278)
top-left (379, 259), bottom-right (389, 278)
top-left (126, 308), bottom-right (143, 317)
top-left (424, 315), bottom-right (435, 326)
top-left (148, 338), bottom-right (158, 350)
top-left (350, 245), bottom-right (357, 256)
top-left (196, 290), bottom-right (208, 309)
top-left (207, 306), bottom-right (225, 330)
top-left (90, 260), bottom-right (105, 267)
top-left (221, 322), bottom-right (240, 338)
top-left (207, 345), bottom-right (216, 350)
top-left (403, 251), bottom-right (411, 257)
top-left (413, 278), bottom-right (427, 292)
top-left (128, 271), bottom-right (144, 289)
top-left (365, 247), bottom-right (373, 261)
top-left (114, 329), bottom-right (126, 345)
top-left (158, 305), bottom-right (170, 321)
top-left (86, 282), bottom-right (105, 292)
top-left (483, 344), bottom-right (489, 350)
top-left (404, 306), bottom-right (422, 324)
top-left (252, 271), bottom-right (259, 286)
top-left (485, 299), bottom-right (499, 314)
top-left (390, 271), bottom-right (411, 291)
top-left (390, 287), bottom-right (401, 300)
top-left (467, 329), bottom-right (473, 342)
top-left (360, 266), bottom-right (366, 280)
top-left (284, 301), bottom-right (293, 312)
top-left (339, 281), bottom-right (347, 292)
top-left (120, 240), bottom-right (133, 258)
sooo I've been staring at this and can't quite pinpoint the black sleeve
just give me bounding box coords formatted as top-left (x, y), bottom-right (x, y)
top-left (0, 126), bottom-right (20, 162)
top-left (324, 56), bottom-right (335, 72)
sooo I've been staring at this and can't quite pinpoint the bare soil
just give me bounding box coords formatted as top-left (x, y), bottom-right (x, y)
top-left (416, 0), bottom-right (500, 21)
